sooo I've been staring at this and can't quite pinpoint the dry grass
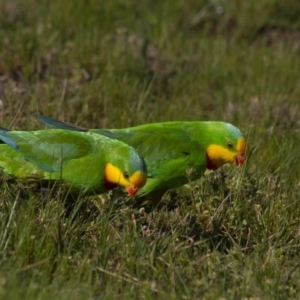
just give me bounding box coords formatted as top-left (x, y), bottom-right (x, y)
top-left (0, 0), bottom-right (300, 298)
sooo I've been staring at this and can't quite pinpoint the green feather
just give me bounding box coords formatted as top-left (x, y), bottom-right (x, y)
top-left (34, 114), bottom-right (246, 200)
top-left (0, 129), bottom-right (147, 195)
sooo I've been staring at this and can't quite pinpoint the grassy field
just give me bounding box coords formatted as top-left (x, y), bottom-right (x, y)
top-left (0, 0), bottom-right (300, 298)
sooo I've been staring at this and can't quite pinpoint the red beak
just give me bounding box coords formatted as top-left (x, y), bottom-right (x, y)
top-left (126, 185), bottom-right (137, 196)
top-left (236, 155), bottom-right (245, 166)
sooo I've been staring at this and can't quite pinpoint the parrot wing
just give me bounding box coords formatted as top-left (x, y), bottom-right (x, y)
top-left (0, 130), bottom-right (94, 173)
top-left (33, 114), bottom-right (207, 177)
top-left (99, 127), bottom-right (207, 184)
top-left (33, 114), bottom-right (88, 132)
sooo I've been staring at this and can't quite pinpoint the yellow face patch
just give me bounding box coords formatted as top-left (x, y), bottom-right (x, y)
top-left (129, 170), bottom-right (147, 189)
top-left (236, 137), bottom-right (247, 155)
top-left (104, 163), bottom-right (147, 192)
top-left (206, 137), bottom-right (246, 170)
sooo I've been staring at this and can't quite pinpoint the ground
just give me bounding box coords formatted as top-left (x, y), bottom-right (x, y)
top-left (0, 0), bottom-right (300, 299)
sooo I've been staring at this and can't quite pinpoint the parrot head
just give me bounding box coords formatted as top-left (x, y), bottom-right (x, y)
top-left (205, 122), bottom-right (247, 170)
top-left (104, 148), bottom-right (147, 196)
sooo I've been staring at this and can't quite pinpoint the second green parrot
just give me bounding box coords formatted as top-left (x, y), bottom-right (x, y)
top-left (0, 128), bottom-right (147, 196)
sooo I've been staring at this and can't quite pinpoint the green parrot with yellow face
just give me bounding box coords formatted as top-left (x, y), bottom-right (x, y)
top-left (0, 128), bottom-right (147, 196)
top-left (34, 114), bottom-right (247, 201)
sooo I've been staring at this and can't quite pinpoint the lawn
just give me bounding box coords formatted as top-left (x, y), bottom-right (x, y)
top-left (0, 0), bottom-right (300, 299)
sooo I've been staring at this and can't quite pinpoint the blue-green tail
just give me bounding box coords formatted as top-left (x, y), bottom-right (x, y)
top-left (0, 129), bottom-right (18, 150)
top-left (33, 114), bottom-right (87, 132)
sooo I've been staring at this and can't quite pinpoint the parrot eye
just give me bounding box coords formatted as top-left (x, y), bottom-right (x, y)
top-left (124, 171), bottom-right (129, 179)
top-left (227, 141), bottom-right (233, 149)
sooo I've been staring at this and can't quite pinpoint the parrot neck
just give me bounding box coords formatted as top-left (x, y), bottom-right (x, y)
top-left (104, 178), bottom-right (118, 190)
top-left (206, 152), bottom-right (217, 170)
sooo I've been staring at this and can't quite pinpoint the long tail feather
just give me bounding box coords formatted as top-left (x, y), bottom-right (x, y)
top-left (33, 113), bottom-right (87, 132)
top-left (0, 127), bottom-right (11, 132)
top-left (0, 130), bottom-right (18, 150)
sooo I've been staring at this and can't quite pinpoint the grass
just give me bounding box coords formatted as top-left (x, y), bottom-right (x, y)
top-left (0, 0), bottom-right (300, 298)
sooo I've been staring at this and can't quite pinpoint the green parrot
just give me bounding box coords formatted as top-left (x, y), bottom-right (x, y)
top-left (0, 128), bottom-right (147, 196)
top-left (34, 114), bottom-right (247, 200)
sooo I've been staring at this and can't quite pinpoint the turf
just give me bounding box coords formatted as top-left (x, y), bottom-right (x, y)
top-left (0, 0), bottom-right (300, 298)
